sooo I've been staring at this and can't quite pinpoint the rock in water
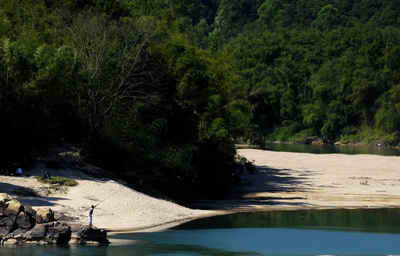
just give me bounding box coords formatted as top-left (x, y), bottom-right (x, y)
top-left (25, 224), bottom-right (46, 240)
top-left (15, 209), bottom-right (36, 230)
top-left (44, 222), bottom-right (72, 245)
top-left (77, 225), bottom-right (109, 244)
top-left (23, 222), bottom-right (71, 245)
top-left (0, 194), bottom-right (74, 246)
top-left (0, 217), bottom-right (13, 236)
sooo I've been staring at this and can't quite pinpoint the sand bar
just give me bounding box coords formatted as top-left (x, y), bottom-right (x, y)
top-left (235, 149), bottom-right (400, 210)
top-left (2, 149), bottom-right (400, 232)
top-left (0, 169), bottom-right (216, 232)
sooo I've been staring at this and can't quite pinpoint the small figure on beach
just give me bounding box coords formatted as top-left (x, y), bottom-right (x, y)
top-left (42, 169), bottom-right (51, 179)
top-left (89, 205), bottom-right (95, 227)
top-left (16, 168), bottom-right (23, 176)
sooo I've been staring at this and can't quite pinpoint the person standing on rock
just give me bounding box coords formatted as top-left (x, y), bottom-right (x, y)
top-left (89, 205), bottom-right (95, 227)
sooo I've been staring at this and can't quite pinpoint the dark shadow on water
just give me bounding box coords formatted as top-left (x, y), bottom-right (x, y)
top-left (173, 208), bottom-right (400, 234)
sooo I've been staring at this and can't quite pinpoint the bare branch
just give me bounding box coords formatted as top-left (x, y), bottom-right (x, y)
top-left (65, 13), bottom-right (165, 136)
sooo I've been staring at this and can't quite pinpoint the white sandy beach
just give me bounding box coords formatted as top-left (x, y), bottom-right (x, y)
top-left (2, 149), bottom-right (400, 232)
top-left (0, 170), bottom-right (215, 232)
top-left (237, 149), bottom-right (400, 209)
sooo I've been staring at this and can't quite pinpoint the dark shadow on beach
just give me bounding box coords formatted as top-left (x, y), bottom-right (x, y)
top-left (190, 165), bottom-right (314, 210)
top-left (17, 196), bottom-right (69, 207)
top-left (236, 165), bottom-right (313, 194)
top-left (26, 167), bottom-right (112, 183)
top-left (0, 164), bottom-right (128, 209)
top-left (0, 181), bottom-right (69, 207)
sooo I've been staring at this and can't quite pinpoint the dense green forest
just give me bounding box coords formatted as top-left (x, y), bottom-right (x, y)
top-left (1, 0), bottom-right (400, 201)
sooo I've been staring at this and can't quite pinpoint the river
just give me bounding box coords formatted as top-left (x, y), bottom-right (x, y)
top-left (261, 143), bottom-right (400, 156)
top-left (3, 208), bottom-right (400, 256)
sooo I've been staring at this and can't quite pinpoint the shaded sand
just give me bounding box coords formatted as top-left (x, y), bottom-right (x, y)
top-left (233, 149), bottom-right (400, 210)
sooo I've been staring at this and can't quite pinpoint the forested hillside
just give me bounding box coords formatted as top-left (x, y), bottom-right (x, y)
top-left (1, 0), bottom-right (400, 201)
top-left (226, 0), bottom-right (400, 145)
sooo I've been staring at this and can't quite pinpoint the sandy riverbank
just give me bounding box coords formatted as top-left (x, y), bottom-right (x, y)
top-left (234, 149), bottom-right (400, 210)
top-left (0, 169), bottom-right (217, 232)
top-left (1, 149), bottom-right (400, 232)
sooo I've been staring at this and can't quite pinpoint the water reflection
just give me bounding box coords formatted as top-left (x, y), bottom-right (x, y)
top-left (262, 143), bottom-right (400, 156)
top-left (175, 208), bottom-right (400, 233)
top-left (4, 209), bottom-right (400, 256)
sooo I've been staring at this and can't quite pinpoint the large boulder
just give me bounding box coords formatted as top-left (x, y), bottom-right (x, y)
top-left (24, 224), bottom-right (46, 240)
top-left (0, 194), bottom-right (36, 237)
top-left (76, 226), bottom-right (109, 245)
top-left (35, 208), bottom-right (55, 224)
top-left (0, 193), bottom-right (12, 206)
top-left (4, 221), bottom-right (72, 246)
top-left (0, 217), bottom-right (13, 236)
top-left (1, 198), bottom-right (22, 216)
top-left (43, 222), bottom-right (72, 245)
top-left (15, 210), bottom-right (35, 230)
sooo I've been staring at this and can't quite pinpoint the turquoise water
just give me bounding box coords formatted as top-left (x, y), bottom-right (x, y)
top-left (3, 209), bottom-right (400, 256)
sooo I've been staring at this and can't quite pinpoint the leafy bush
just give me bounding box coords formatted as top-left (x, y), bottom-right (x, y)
top-left (339, 126), bottom-right (399, 146)
top-left (37, 176), bottom-right (78, 187)
top-left (293, 129), bottom-right (315, 143)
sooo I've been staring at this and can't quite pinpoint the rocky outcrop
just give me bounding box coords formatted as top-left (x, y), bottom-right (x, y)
top-left (1, 221), bottom-right (72, 246)
top-left (35, 208), bottom-right (55, 224)
top-left (0, 193), bottom-right (105, 246)
top-left (0, 193), bottom-right (36, 237)
top-left (23, 222), bottom-right (71, 245)
top-left (73, 225), bottom-right (109, 245)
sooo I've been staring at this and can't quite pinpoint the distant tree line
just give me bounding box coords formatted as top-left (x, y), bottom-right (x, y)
top-left (201, 0), bottom-right (400, 145)
top-left (227, 0), bottom-right (400, 145)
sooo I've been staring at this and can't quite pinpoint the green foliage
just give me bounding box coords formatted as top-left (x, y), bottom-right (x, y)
top-left (339, 126), bottom-right (399, 146)
top-left (37, 176), bottom-right (78, 187)
top-left (257, 0), bottom-right (283, 28)
top-left (225, 2), bottom-right (400, 145)
top-left (266, 122), bottom-right (301, 142)
top-left (375, 104), bottom-right (400, 133)
top-left (293, 129), bottom-right (315, 143)
top-left (312, 4), bottom-right (340, 30)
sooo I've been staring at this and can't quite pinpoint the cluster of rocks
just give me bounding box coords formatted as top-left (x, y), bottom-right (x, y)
top-left (0, 193), bottom-right (108, 246)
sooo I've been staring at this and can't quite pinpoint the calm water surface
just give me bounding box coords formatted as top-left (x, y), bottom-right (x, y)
top-left (3, 209), bottom-right (400, 256)
top-left (262, 143), bottom-right (400, 156)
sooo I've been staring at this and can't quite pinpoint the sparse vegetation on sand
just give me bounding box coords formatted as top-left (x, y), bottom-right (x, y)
top-left (37, 176), bottom-right (78, 187)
